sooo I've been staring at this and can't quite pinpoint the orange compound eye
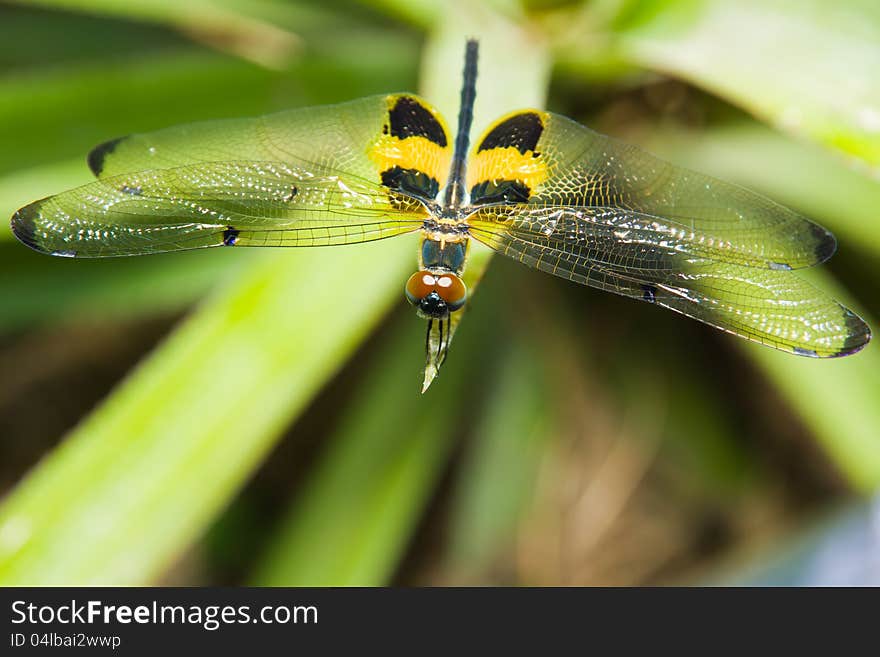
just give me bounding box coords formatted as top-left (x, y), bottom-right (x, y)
top-left (405, 271), bottom-right (437, 306)
top-left (434, 274), bottom-right (467, 311)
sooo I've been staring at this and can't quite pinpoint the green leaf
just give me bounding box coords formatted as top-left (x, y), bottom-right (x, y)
top-left (0, 240), bottom-right (414, 585)
top-left (0, 5), bottom-right (190, 70)
top-left (444, 338), bottom-right (553, 580)
top-left (0, 244), bottom-right (241, 331)
top-left (611, 0), bottom-right (880, 174)
top-left (354, 0), bottom-right (443, 29)
top-left (11, 0), bottom-right (300, 67)
top-left (250, 314), bottom-right (484, 586)
top-left (0, 49), bottom-right (411, 177)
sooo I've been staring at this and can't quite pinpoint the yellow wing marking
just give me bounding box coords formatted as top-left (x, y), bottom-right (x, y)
top-left (466, 110), bottom-right (551, 194)
top-left (466, 145), bottom-right (549, 192)
top-left (368, 133), bottom-right (452, 184)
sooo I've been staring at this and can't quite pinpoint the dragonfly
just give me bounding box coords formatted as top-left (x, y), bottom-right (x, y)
top-left (10, 40), bottom-right (871, 375)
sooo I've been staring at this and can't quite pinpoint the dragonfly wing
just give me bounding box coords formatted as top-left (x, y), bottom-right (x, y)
top-left (87, 95), bottom-right (452, 182)
top-left (13, 94), bottom-right (453, 257)
top-left (467, 110), bottom-right (835, 270)
top-left (468, 210), bottom-right (871, 357)
top-left (13, 162), bottom-right (424, 256)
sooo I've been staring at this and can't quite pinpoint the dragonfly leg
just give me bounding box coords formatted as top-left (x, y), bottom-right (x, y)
top-left (425, 318), bottom-right (433, 366)
top-left (439, 316), bottom-right (450, 368)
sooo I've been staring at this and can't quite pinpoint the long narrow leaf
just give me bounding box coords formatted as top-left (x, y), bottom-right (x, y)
top-left (12, 0), bottom-right (299, 68)
top-left (444, 338), bottom-right (553, 581)
top-left (251, 314), bottom-right (484, 586)
top-left (610, 0), bottom-right (880, 174)
top-left (0, 240), bottom-right (414, 585)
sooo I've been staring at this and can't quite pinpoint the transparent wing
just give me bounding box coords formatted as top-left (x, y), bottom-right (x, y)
top-left (86, 94), bottom-right (451, 182)
top-left (12, 94), bottom-right (452, 257)
top-left (467, 110), bottom-right (836, 271)
top-left (12, 161), bottom-right (423, 256)
top-left (468, 209), bottom-right (870, 358)
top-left (464, 110), bottom-right (867, 356)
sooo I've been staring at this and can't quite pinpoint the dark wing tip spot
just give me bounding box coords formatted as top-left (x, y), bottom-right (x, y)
top-left (87, 136), bottom-right (127, 177)
top-left (10, 202), bottom-right (46, 254)
top-left (830, 308), bottom-right (872, 357)
top-left (641, 284), bottom-right (658, 303)
top-left (793, 347), bottom-right (819, 357)
top-left (811, 222), bottom-right (837, 265)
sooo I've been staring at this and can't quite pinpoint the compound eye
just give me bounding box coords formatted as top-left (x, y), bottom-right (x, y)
top-left (405, 271), bottom-right (437, 306)
top-left (435, 274), bottom-right (467, 311)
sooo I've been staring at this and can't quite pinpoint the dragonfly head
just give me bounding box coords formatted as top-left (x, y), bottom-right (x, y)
top-left (405, 270), bottom-right (467, 319)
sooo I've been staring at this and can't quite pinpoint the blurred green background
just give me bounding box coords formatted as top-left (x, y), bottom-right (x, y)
top-left (1, 0), bottom-right (879, 586)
